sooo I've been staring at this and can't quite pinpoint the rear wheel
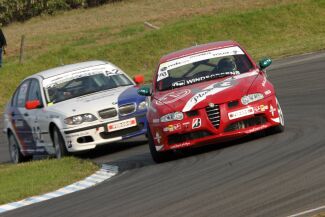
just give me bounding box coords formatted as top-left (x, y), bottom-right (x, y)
top-left (8, 133), bottom-right (32, 163)
top-left (270, 97), bottom-right (285, 134)
top-left (148, 127), bottom-right (173, 163)
top-left (52, 127), bottom-right (69, 159)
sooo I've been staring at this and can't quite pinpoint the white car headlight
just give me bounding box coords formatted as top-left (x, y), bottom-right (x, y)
top-left (160, 112), bottom-right (184, 123)
top-left (138, 101), bottom-right (148, 110)
top-left (241, 93), bottom-right (264, 105)
top-left (64, 113), bottom-right (97, 125)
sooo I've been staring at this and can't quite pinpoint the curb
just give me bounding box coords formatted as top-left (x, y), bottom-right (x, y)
top-left (0, 164), bottom-right (118, 214)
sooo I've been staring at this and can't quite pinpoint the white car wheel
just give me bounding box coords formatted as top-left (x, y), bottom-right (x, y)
top-left (53, 127), bottom-right (68, 159)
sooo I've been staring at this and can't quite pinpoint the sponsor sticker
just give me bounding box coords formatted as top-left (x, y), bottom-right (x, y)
top-left (264, 90), bottom-right (271, 95)
top-left (154, 131), bottom-right (162, 145)
top-left (254, 105), bottom-right (268, 112)
top-left (163, 123), bottom-right (182, 132)
top-left (269, 105), bottom-right (276, 116)
top-left (228, 107), bottom-right (254, 120)
top-left (157, 70), bottom-right (169, 82)
top-left (107, 117), bottom-right (137, 132)
top-left (156, 89), bottom-right (191, 105)
top-left (170, 142), bottom-right (191, 150)
top-left (192, 118), bottom-right (201, 129)
top-left (182, 80), bottom-right (236, 112)
top-left (157, 46), bottom-right (244, 74)
top-left (262, 76), bottom-right (267, 87)
top-left (43, 65), bottom-right (121, 88)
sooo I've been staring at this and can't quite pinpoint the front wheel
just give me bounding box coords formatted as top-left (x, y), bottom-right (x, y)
top-left (269, 97), bottom-right (285, 134)
top-left (148, 127), bottom-right (173, 163)
top-left (8, 133), bottom-right (32, 163)
top-left (52, 127), bottom-right (69, 159)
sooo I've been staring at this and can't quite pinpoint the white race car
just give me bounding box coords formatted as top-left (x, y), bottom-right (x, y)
top-left (3, 61), bottom-right (148, 163)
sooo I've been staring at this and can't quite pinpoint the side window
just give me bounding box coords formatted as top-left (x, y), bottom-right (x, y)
top-left (17, 80), bottom-right (30, 108)
top-left (27, 79), bottom-right (42, 104)
top-left (11, 88), bottom-right (20, 107)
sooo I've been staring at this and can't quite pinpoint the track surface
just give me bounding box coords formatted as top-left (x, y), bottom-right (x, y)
top-left (1, 52), bottom-right (325, 217)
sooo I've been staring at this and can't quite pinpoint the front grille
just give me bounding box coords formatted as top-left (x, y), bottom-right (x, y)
top-left (98, 108), bottom-right (117, 119)
top-left (224, 116), bottom-right (267, 132)
top-left (168, 130), bottom-right (212, 145)
top-left (119, 103), bottom-right (136, 116)
top-left (206, 105), bottom-right (221, 129)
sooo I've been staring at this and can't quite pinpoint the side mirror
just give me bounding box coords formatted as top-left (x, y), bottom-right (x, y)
top-left (137, 86), bottom-right (152, 96)
top-left (25, 100), bottom-right (42, 110)
top-left (259, 58), bottom-right (272, 70)
top-left (133, 75), bottom-right (145, 85)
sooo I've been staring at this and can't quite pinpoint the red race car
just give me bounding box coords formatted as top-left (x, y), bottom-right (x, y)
top-left (138, 41), bottom-right (284, 163)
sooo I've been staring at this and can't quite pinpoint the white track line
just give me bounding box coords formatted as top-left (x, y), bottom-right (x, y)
top-left (0, 164), bottom-right (118, 214)
top-left (287, 205), bottom-right (325, 217)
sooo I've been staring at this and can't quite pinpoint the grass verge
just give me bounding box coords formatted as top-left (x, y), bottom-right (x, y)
top-left (0, 157), bottom-right (99, 204)
top-left (0, 0), bottom-right (324, 110)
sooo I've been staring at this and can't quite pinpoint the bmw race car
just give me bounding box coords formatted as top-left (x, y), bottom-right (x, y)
top-left (138, 41), bottom-right (284, 163)
top-left (3, 61), bottom-right (148, 163)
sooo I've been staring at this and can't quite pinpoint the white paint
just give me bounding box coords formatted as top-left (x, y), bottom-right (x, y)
top-left (269, 105), bottom-right (276, 116)
top-left (154, 132), bottom-right (161, 144)
top-left (286, 205), bottom-right (325, 217)
top-left (157, 70), bottom-right (169, 82)
top-left (271, 117), bottom-right (280, 123)
top-left (182, 71), bottom-right (258, 112)
top-left (264, 90), bottom-right (271, 95)
top-left (155, 145), bottom-right (164, 151)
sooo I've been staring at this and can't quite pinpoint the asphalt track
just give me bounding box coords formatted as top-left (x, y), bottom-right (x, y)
top-left (1, 52), bottom-right (325, 217)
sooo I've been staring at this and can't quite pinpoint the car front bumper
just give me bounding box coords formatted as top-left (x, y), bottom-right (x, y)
top-left (149, 96), bottom-right (281, 152)
top-left (63, 114), bottom-right (147, 152)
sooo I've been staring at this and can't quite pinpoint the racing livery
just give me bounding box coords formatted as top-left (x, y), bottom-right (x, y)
top-left (3, 61), bottom-right (148, 163)
top-left (138, 41), bottom-right (284, 163)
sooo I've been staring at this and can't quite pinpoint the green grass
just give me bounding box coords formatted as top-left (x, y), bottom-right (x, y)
top-left (0, 0), bottom-right (325, 110)
top-left (0, 157), bottom-right (98, 204)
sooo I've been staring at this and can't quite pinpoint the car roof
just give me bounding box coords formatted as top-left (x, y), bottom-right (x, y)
top-left (32, 60), bottom-right (110, 79)
top-left (159, 41), bottom-right (240, 64)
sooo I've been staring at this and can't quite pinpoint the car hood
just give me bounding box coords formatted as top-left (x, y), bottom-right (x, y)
top-left (47, 85), bottom-right (144, 116)
top-left (153, 70), bottom-right (260, 113)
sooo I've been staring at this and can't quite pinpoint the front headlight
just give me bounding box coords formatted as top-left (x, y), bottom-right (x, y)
top-left (241, 93), bottom-right (264, 105)
top-left (160, 112), bottom-right (184, 123)
top-left (64, 113), bottom-right (97, 125)
top-left (138, 101), bottom-right (148, 110)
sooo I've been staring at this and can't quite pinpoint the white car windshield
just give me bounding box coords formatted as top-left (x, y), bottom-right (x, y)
top-left (156, 46), bottom-right (254, 91)
top-left (43, 70), bottom-right (133, 104)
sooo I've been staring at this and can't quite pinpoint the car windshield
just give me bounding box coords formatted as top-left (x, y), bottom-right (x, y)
top-left (43, 67), bottom-right (133, 104)
top-left (156, 46), bottom-right (254, 91)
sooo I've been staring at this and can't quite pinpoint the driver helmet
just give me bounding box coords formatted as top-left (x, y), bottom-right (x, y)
top-left (217, 57), bottom-right (237, 73)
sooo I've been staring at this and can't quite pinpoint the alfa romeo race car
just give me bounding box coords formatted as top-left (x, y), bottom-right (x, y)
top-left (3, 61), bottom-right (148, 163)
top-left (138, 41), bottom-right (284, 163)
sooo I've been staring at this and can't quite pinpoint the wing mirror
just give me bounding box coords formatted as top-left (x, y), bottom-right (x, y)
top-left (259, 58), bottom-right (272, 70)
top-left (25, 100), bottom-right (42, 110)
top-left (137, 86), bottom-right (152, 96)
top-left (133, 74), bottom-right (145, 85)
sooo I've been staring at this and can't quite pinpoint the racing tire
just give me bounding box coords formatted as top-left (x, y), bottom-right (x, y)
top-left (8, 133), bottom-right (32, 163)
top-left (148, 127), bottom-right (173, 163)
top-left (52, 127), bottom-right (69, 159)
top-left (269, 97), bottom-right (285, 134)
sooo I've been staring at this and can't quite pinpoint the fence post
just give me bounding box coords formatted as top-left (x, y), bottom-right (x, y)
top-left (19, 35), bottom-right (25, 64)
